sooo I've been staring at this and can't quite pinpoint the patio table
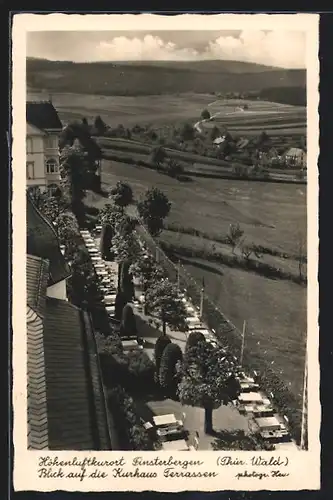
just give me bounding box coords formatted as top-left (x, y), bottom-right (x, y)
top-left (153, 414), bottom-right (178, 427)
top-left (238, 392), bottom-right (263, 404)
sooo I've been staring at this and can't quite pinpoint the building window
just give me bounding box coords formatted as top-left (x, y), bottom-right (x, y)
top-left (46, 158), bottom-right (58, 174)
top-left (26, 138), bottom-right (33, 154)
top-left (45, 135), bottom-right (57, 149)
top-left (26, 162), bottom-right (35, 180)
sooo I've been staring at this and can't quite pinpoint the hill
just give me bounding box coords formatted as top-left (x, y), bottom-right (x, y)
top-left (27, 57), bottom-right (306, 97)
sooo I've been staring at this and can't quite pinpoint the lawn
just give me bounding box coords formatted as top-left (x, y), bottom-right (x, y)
top-left (85, 145), bottom-right (307, 407)
top-left (96, 158), bottom-right (306, 257)
top-left (181, 257), bottom-right (307, 404)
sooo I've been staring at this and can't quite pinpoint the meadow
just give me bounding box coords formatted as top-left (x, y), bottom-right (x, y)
top-left (85, 157), bottom-right (307, 403)
top-left (28, 90), bottom-right (306, 137)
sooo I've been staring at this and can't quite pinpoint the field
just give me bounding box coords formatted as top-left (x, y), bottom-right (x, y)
top-left (85, 157), bottom-right (307, 405)
top-left (199, 99), bottom-right (306, 136)
top-left (28, 90), bottom-right (306, 140)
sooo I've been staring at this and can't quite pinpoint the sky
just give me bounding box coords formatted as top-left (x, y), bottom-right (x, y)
top-left (27, 30), bottom-right (306, 69)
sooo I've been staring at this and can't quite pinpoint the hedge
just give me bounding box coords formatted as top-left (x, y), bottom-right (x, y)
top-left (120, 304), bottom-right (137, 337)
top-left (159, 343), bottom-right (183, 392)
top-left (185, 331), bottom-right (206, 356)
top-left (154, 335), bottom-right (171, 380)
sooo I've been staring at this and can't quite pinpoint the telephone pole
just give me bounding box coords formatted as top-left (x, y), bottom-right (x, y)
top-left (240, 320), bottom-right (246, 367)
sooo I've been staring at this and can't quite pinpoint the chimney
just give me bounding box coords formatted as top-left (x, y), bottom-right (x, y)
top-left (48, 94), bottom-right (53, 103)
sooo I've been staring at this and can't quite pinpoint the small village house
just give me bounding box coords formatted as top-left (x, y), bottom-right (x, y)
top-left (284, 147), bottom-right (307, 168)
top-left (26, 100), bottom-right (63, 193)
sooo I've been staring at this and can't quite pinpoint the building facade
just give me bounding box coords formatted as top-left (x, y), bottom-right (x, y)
top-left (26, 101), bottom-right (63, 193)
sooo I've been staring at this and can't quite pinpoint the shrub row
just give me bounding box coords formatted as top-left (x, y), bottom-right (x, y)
top-left (107, 385), bottom-right (152, 450)
top-left (163, 222), bottom-right (303, 261)
top-left (135, 229), bottom-right (303, 444)
top-left (160, 240), bottom-right (307, 286)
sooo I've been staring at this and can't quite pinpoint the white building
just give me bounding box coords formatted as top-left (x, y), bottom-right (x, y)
top-left (284, 147), bottom-right (307, 168)
top-left (26, 101), bottom-right (63, 193)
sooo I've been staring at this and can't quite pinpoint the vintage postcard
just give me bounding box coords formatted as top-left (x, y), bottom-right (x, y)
top-left (12, 12), bottom-right (320, 492)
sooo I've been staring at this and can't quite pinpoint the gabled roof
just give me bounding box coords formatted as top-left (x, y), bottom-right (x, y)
top-left (27, 101), bottom-right (62, 131)
top-left (43, 298), bottom-right (112, 450)
top-left (27, 123), bottom-right (47, 136)
top-left (26, 193), bottom-right (71, 286)
top-left (285, 147), bottom-right (305, 157)
top-left (27, 255), bottom-right (49, 318)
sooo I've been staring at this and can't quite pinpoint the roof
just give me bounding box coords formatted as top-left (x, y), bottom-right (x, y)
top-left (26, 193), bottom-right (71, 286)
top-left (43, 297), bottom-right (111, 450)
top-left (26, 101), bottom-right (62, 131)
top-left (26, 255), bottom-right (49, 318)
top-left (27, 123), bottom-right (47, 136)
top-left (27, 306), bottom-right (49, 449)
top-left (285, 147), bottom-right (305, 157)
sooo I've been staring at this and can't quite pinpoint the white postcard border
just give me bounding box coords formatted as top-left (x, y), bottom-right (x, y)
top-left (12, 12), bottom-right (320, 492)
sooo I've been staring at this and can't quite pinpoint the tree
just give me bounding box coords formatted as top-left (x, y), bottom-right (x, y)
top-left (137, 187), bottom-right (171, 237)
top-left (113, 230), bottom-right (142, 263)
top-left (211, 430), bottom-right (274, 451)
top-left (178, 342), bottom-right (240, 434)
top-left (68, 247), bottom-right (102, 309)
top-left (110, 181), bottom-right (133, 208)
top-left (159, 343), bottom-right (183, 392)
top-left (94, 115), bottom-right (107, 136)
top-left (99, 203), bottom-right (125, 233)
top-left (240, 240), bottom-right (262, 263)
top-left (119, 259), bottom-right (135, 302)
top-left (54, 211), bottom-right (80, 245)
top-left (201, 109), bottom-right (211, 120)
top-left (165, 159), bottom-right (184, 179)
top-left (150, 146), bottom-right (167, 169)
top-left (114, 291), bottom-right (128, 321)
top-left (120, 304), bottom-right (137, 338)
top-left (99, 223), bottom-right (115, 261)
top-left (130, 254), bottom-right (165, 293)
top-left (180, 123), bottom-right (195, 141)
top-left (59, 144), bottom-right (87, 223)
top-left (145, 279), bottom-right (188, 335)
top-left (226, 223), bottom-right (244, 254)
top-left (154, 335), bottom-right (171, 379)
top-left (185, 331), bottom-right (206, 356)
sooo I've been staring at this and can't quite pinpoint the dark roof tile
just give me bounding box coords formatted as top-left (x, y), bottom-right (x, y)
top-left (27, 101), bottom-right (62, 131)
top-left (26, 307), bottom-right (49, 450)
top-left (27, 193), bottom-right (71, 286)
top-left (43, 298), bottom-right (111, 450)
top-left (27, 255), bottom-right (49, 317)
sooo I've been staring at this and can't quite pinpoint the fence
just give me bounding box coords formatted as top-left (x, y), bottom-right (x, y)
top-left (133, 220), bottom-right (304, 445)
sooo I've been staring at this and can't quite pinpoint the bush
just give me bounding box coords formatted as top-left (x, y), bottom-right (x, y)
top-left (201, 109), bottom-right (211, 120)
top-left (107, 386), bottom-right (152, 450)
top-left (120, 259), bottom-right (135, 301)
top-left (120, 304), bottom-right (137, 337)
top-left (185, 330), bottom-right (206, 355)
top-left (114, 291), bottom-right (128, 321)
top-left (99, 224), bottom-right (114, 260)
top-left (110, 181), bottom-right (133, 207)
top-left (154, 335), bottom-right (171, 377)
top-left (159, 343), bottom-right (183, 392)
